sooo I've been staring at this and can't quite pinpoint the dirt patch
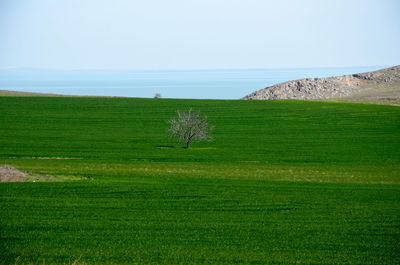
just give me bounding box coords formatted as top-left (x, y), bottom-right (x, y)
top-left (0, 165), bottom-right (82, 182)
top-left (0, 165), bottom-right (31, 182)
top-left (0, 165), bottom-right (52, 182)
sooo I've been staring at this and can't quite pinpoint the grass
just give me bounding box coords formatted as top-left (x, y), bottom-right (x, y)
top-left (0, 96), bottom-right (399, 264)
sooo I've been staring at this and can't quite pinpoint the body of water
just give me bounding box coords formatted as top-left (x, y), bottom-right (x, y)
top-left (0, 66), bottom-right (385, 99)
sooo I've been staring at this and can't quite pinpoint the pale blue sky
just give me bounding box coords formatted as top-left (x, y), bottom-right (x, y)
top-left (1, 0), bottom-right (399, 70)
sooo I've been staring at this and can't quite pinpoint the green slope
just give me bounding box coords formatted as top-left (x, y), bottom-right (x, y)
top-left (0, 97), bottom-right (399, 264)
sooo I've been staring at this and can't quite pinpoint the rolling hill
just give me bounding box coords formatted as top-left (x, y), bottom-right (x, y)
top-left (243, 65), bottom-right (400, 105)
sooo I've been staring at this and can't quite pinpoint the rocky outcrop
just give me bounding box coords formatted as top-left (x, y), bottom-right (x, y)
top-left (242, 65), bottom-right (400, 103)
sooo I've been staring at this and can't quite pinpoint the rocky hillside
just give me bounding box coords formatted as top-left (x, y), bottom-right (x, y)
top-left (242, 65), bottom-right (400, 105)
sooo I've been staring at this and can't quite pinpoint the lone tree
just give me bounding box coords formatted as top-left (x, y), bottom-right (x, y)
top-left (168, 109), bottom-right (213, 149)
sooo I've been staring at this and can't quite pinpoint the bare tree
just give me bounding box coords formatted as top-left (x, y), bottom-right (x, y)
top-left (154, 93), bottom-right (161, 99)
top-left (168, 109), bottom-right (213, 149)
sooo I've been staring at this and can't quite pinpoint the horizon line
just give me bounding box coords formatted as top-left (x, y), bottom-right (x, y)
top-left (0, 64), bottom-right (391, 72)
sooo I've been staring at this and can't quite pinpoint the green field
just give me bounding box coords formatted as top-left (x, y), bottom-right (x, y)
top-left (1, 97), bottom-right (399, 264)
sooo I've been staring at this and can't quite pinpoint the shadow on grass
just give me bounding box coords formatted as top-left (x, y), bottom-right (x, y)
top-left (156, 145), bottom-right (174, 149)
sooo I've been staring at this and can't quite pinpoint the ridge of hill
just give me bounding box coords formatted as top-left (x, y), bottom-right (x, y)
top-left (0, 89), bottom-right (65, 97)
top-left (0, 89), bottom-right (122, 98)
top-left (242, 65), bottom-right (400, 105)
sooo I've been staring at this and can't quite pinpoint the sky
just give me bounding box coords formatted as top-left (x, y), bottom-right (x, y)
top-left (0, 0), bottom-right (399, 70)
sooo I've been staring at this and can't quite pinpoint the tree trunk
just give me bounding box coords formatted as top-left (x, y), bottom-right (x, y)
top-left (186, 141), bottom-right (190, 149)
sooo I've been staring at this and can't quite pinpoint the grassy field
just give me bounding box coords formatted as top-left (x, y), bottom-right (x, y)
top-left (1, 97), bottom-right (399, 264)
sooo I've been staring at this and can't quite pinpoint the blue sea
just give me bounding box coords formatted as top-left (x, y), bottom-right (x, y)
top-left (0, 66), bottom-right (385, 99)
